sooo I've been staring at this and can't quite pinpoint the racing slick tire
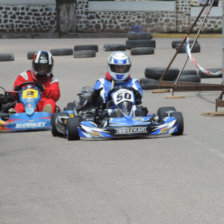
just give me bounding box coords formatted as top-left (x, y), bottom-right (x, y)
top-left (51, 112), bottom-right (68, 137)
top-left (176, 43), bottom-right (201, 54)
top-left (74, 45), bottom-right (98, 52)
top-left (157, 106), bottom-right (176, 122)
top-left (27, 51), bottom-right (36, 60)
top-left (171, 40), bottom-right (197, 49)
top-left (140, 78), bottom-right (159, 90)
top-left (73, 50), bottom-right (96, 58)
top-left (181, 69), bottom-right (197, 76)
top-left (67, 117), bottom-right (80, 141)
top-left (126, 39), bottom-right (156, 49)
top-left (145, 67), bottom-right (180, 81)
top-left (127, 32), bottom-right (153, 40)
top-left (179, 74), bottom-right (201, 82)
top-left (131, 47), bottom-right (154, 55)
top-left (103, 44), bottom-right (126, 51)
top-left (51, 113), bottom-right (61, 136)
top-left (50, 48), bottom-right (73, 56)
top-left (0, 53), bottom-right (14, 61)
top-left (171, 112), bottom-right (184, 136)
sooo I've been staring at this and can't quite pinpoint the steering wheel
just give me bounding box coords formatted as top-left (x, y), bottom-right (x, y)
top-left (107, 86), bottom-right (141, 101)
top-left (14, 81), bottom-right (44, 92)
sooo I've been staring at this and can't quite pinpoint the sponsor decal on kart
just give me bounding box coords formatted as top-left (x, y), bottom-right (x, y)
top-left (115, 126), bottom-right (147, 135)
top-left (91, 131), bottom-right (102, 137)
top-left (15, 122), bottom-right (47, 129)
top-left (159, 127), bottom-right (169, 134)
top-left (22, 89), bottom-right (38, 99)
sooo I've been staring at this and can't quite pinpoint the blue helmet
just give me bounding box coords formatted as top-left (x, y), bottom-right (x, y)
top-left (107, 51), bottom-right (131, 82)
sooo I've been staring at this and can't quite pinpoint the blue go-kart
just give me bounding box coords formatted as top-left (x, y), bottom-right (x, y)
top-left (0, 82), bottom-right (51, 132)
top-left (51, 86), bottom-right (184, 140)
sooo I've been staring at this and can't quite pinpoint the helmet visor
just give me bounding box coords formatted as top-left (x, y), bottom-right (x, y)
top-left (33, 63), bottom-right (52, 76)
top-left (110, 64), bottom-right (131, 73)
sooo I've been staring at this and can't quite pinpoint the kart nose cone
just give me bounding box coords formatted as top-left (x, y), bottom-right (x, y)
top-left (26, 105), bottom-right (35, 115)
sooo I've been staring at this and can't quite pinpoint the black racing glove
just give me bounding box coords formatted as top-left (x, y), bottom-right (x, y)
top-left (92, 88), bottom-right (103, 107)
top-left (133, 89), bottom-right (142, 105)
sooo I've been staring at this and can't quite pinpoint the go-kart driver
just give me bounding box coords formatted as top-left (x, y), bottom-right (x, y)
top-left (13, 50), bottom-right (60, 113)
top-left (92, 51), bottom-right (143, 107)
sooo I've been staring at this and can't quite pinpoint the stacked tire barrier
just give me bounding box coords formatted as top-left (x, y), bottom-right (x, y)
top-left (141, 67), bottom-right (201, 90)
top-left (73, 45), bottom-right (98, 58)
top-left (171, 40), bottom-right (201, 54)
top-left (126, 32), bottom-right (155, 56)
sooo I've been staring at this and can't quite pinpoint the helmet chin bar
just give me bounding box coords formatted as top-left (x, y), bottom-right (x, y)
top-left (35, 73), bottom-right (51, 82)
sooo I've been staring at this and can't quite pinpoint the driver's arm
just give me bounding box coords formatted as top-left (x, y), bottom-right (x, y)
top-left (133, 80), bottom-right (143, 104)
top-left (42, 81), bottom-right (60, 102)
top-left (13, 74), bottom-right (26, 91)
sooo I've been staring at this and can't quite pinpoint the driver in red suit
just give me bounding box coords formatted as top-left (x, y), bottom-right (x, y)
top-left (13, 50), bottom-right (60, 113)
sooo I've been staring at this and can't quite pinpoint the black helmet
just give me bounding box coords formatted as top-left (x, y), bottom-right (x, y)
top-left (32, 50), bottom-right (54, 82)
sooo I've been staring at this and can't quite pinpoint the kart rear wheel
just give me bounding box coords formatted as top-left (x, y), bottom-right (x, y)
top-left (171, 112), bottom-right (184, 136)
top-left (51, 113), bottom-right (60, 136)
top-left (67, 117), bottom-right (80, 141)
top-left (157, 106), bottom-right (176, 122)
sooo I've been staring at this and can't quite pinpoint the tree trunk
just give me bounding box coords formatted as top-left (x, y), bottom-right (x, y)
top-left (56, 0), bottom-right (76, 33)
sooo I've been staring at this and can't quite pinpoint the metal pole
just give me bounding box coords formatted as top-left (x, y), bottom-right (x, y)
top-left (223, 0), bottom-right (224, 81)
top-left (174, 0), bottom-right (215, 87)
top-left (159, 0), bottom-right (210, 82)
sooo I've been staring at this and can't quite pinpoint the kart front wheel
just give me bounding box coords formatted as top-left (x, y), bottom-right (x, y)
top-left (171, 112), bottom-right (184, 136)
top-left (157, 106), bottom-right (176, 122)
top-left (67, 117), bottom-right (80, 141)
top-left (51, 113), bottom-right (60, 136)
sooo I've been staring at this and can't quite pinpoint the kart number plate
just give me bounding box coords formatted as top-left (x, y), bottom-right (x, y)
top-left (22, 89), bottom-right (38, 99)
top-left (116, 127), bottom-right (147, 135)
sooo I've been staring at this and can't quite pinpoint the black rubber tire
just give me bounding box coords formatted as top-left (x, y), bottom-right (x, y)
top-left (171, 112), bottom-right (184, 136)
top-left (157, 106), bottom-right (176, 122)
top-left (145, 67), bottom-right (180, 81)
top-left (126, 39), bottom-right (156, 49)
top-left (67, 117), bottom-right (80, 141)
top-left (176, 43), bottom-right (200, 53)
top-left (179, 74), bottom-right (201, 82)
top-left (140, 78), bottom-right (159, 90)
top-left (27, 51), bottom-right (36, 60)
top-left (50, 48), bottom-right (73, 56)
top-left (199, 68), bottom-right (222, 78)
top-left (73, 50), bottom-right (96, 58)
top-left (171, 40), bottom-right (197, 49)
top-left (103, 44), bottom-right (126, 51)
top-left (51, 112), bottom-right (68, 136)
top-left (0, 53), bottom-right (14, 61)
top-left (131, 47), bottom-right (154, 55)
top-left (74, 45), bottom-right (98, 52)
top-left (51, 113), bottom-right (60, 137)
top-left (127, 32), bottom-right (153, 40)
top-left (181, 69), bottom-right (198, 76)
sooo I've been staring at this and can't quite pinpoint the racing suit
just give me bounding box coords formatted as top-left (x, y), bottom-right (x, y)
top-left (93, 72), bottom-right (143, 105)
top-left (13, 70), bottom-right (60, 113)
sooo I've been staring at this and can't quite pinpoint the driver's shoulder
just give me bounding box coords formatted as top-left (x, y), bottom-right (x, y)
top-left (19, 70), bottom-right (32, 81)
top-left (96, 77), bottom-right (111, 86)
top-left (126, 77), bottom-right (139, 85)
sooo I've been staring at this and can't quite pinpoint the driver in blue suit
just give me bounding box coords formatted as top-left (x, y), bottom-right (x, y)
top-left (93, 51), bottom-right (143, 107)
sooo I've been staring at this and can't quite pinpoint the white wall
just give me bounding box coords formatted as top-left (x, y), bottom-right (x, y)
top-left (89, 1), bottom-right (175, 12)
top-left (191, 6), bottom-right (222, 16)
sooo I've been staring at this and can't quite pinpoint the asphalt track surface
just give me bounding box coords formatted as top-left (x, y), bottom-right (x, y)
top-left (1, 37), bottom-right (224, 224)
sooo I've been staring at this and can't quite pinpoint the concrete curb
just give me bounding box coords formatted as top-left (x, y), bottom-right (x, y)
top-left (0, 32), bottom-right (222, 39)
